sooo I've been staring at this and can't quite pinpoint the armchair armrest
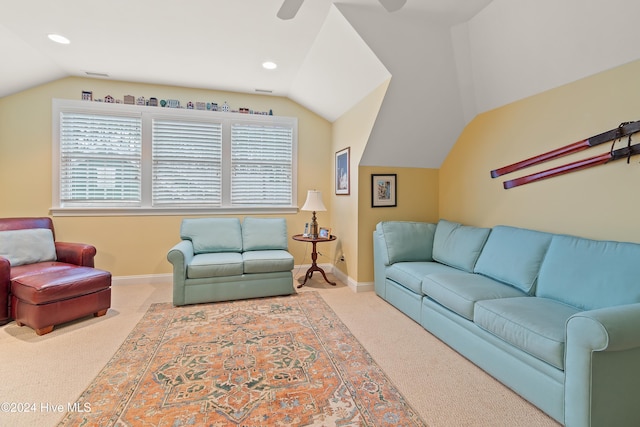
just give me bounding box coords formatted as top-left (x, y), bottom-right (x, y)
top-left (564, 303), bottom-right (640, 426)
top-left (167, 240), bottom-right (195, 306)
top-left (55, 242), bottom-right (97, 267)
top-left (0, 256), bottom-right (10, 324)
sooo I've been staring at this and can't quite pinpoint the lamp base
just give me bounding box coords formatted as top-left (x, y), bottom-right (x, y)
top-left (310, 211), bottom-right (319, 239)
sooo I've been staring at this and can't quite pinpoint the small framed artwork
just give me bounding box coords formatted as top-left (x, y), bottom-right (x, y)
top-left (335, 147), bottom-right (350, 195)
top-left (318, 227), bottom-right (331, 239)
top-left (371, 174), bottom-right (397, 207)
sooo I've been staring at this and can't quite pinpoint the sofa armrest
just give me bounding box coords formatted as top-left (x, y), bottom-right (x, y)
top-left (564, 303), bottom-right (640, 426)
top-left (167, 240), bottom-right (195, 306)
top-left (55, 242), bottom-right (97, 267)
top-left (373, 229), bottom-right (389, 298)
top-left (0, 256), bottom-right (9, 324)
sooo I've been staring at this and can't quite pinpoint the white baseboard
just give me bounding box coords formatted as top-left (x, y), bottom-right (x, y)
top-left (112, 266), bottom-right (374, 293)
top-left (112, 273), bottom-right (172, 286)
top-left (294, 263), bottom-right (374, 293)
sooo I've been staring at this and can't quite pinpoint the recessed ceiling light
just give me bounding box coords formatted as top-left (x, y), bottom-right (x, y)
top-left (262, 61), bottom-right (277, 70)
top-left (48, 34), bottom-right (70, 44)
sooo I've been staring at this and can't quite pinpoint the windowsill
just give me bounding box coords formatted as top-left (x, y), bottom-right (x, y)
top-left (50, 206), bottom-right (300, 217)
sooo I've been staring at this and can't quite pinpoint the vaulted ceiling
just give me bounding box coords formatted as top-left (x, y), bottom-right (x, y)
top-left (0, 0), bottom-right (491, 122)
top-left (3, 0), bottom-right (638, 168)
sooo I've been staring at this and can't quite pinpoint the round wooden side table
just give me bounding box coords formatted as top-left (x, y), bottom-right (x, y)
top-left (292, 234), bottom-right (337, 288)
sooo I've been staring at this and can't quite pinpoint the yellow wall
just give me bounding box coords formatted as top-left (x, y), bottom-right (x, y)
top-left (330, 79), bottom-right (440, 284)
top-left (330, 80), bottom-right (388, 283)
top-left (440, 59), bottom-right (640, 243)
top-left (0, 77), bottom-right (332, 275)
top-left (357, 166), bottom-right (439, 282)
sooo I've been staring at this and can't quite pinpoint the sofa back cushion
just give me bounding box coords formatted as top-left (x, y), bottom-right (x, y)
top-left (537, 234), bottom-right (640, 310)
top-left (474, 225), bottom-right (553, 294)
top-left (433, 219), bottom-right (491, 273)
top-left (242, 217), bottom-right (288, 251)
top-left (181, 218), bottom-right (243, 254)
top-left (376, 221), bottom-right (436, 265)
top-left (0, 228), bottom-right (57, 266)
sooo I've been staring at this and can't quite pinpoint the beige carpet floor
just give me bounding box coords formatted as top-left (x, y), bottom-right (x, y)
top-left (0, 272), bottom-right (559, 427)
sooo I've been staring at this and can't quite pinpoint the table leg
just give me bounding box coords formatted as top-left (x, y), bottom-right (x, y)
top-left (297, 241), bottom-right (337, 288)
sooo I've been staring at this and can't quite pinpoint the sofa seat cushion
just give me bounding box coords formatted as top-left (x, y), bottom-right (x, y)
top-left (474, 297), bottom-right (580, 370)
top-left (10, 262), bottom-right (111, 305)
top-left (242, 250), bottom-right (294, 274)
top-left (423, 272), bottom-right (527, 320)
top-left (386, 261), bottom-right (456, 294)
top-left (188, 253), bottom-right (244, 279)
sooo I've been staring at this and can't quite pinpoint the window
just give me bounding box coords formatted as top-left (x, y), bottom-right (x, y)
top-left (231, 123), bottom-right (293, 206)
top-left (52, 99), bottom-right (298, 215)
top-left (152, 119), bottom-right (223, 207)
top-left (59, 112), bottom-right (142, 205)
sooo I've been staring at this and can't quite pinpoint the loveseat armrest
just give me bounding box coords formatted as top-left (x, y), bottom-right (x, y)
top-left (167, 240), bottom-right (195, 306)
top-left (0, 256), bottom-right (10, 324)
top-left (564, 303), bottom-right (640, 426)
top-left (55, 242), bottom-right (97, 267)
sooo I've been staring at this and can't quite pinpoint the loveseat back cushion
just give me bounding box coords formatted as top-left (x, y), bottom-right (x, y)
top-left (0, 228), bottom-right (57, 266)
top-left (376, 221), bottom-right (436, 265)
top-left (537, 234), bottom-right (640, 310)
top-left (432, 219), bottom-right (490, 273)
top-left (474, 225), bottom-right (553, 294)
top-left (181, 218), bottom-right (243, 254)
top-left (242, 217), bottom-right (288, 251)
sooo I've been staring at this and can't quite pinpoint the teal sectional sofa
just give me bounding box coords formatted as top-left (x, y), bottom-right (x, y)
top-left (373, 219), bottom-right (640, 426)
top-left (168, 217), bottom-right (294, 306)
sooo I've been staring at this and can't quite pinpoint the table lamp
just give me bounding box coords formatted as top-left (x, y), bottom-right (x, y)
top-left (301, 190), bottom-right (326, 238)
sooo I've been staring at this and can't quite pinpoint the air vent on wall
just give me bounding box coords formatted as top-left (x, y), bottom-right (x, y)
top-left (85, 71), bottom-right (110, 78)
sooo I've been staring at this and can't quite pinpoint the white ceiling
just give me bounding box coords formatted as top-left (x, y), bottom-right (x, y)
top-left (0, 0), bottom-right (492, 122)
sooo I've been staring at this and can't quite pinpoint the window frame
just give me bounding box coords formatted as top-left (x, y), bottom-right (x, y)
top-left (51, 99), bottom-right (298, 216)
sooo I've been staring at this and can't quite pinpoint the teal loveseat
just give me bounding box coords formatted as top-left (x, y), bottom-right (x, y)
top-left (168, 217), bottom-right (294, 306)
top-left (373, 219), bottom-right (640, 426)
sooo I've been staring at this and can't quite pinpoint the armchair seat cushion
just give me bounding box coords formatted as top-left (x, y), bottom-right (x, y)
top-left (242, 250), bottom-right (294, 274)
top-left (11, 262), bottom-right (111, 305)
top-left (187, 253), bottom-right (244, 279)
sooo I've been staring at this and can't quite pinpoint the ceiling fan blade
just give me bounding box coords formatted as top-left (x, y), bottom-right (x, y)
top-left (277, 0), bottom-right (304, 20)
top-left (379, 0), bottom-right (407, 13)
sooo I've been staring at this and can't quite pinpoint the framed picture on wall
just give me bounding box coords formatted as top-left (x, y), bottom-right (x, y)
top-left (371, 174), bottom-right (397, 207)
top-left (335, 147), bottom-right (350, 195)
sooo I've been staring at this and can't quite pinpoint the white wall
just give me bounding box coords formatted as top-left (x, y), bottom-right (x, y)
top-left (457, 0), bottom-right (640, 116)
top-left (341, 5), bottom-right (466, 168)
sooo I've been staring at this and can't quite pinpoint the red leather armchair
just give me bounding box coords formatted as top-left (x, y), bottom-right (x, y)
top-left (0, 217), bottom-right (111, 335)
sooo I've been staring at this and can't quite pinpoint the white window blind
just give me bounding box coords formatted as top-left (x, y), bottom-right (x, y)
top-left (59, 112), bottom-right (142, 204)
top-left (152, 120), bottom-right (223, 206)
top-left (231, 123), bottom-right (293, 205)
top-left (52, 99), bottom-right (298, 215)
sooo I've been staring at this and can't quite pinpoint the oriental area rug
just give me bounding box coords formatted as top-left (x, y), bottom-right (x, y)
top-left (58, 292), bottom-right (426, 426)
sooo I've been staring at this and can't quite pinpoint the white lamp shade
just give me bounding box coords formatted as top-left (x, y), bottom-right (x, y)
top-left (301, 190), bottom-right (327, 212)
